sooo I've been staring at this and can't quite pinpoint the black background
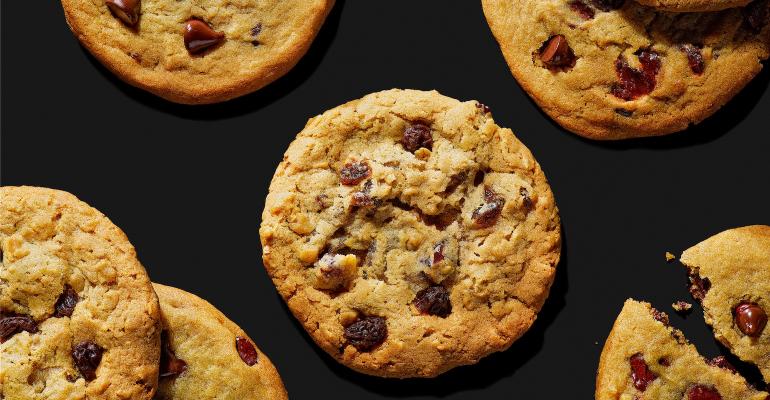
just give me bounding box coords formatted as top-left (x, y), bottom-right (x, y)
top-left (2, 1), bottom-right (769, 398)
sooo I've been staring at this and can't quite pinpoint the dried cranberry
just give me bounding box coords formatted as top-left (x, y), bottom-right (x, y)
top-left (413, 286), bottom-right (452, 318)
top-left (688, 271), bottom-right (711, 301)
top-left (54, 285), bottom-right (79, 318)
top-left (236, 336), bottom-right (259, 366)
top-left (343, 316), bottom-right (387, 351)
top-left (475, 102), bottom-right (491, 114)
top-left (687, 385), bottom-right (722, 400)
top-left (72, 341), bottom-right (103, 381)
top-left (472, 187), bottom-right (505, 228)
top-left (352, 180), bottom-right (375, 207)
top-left (707, 356), bottom-right (737, 373)
top-left (340, 161), bottom-right (371, 186)
top-left (432, 243), bottom-right (445, 264)
top-left (591, 0), bottom-right (625, 11)
top-left (652, 308), bottom-right (670, 325)
top-left (539, 35), bottom-right (576, 70)
top-left (734, 302), bottom-right (767, 337)
top-left (744, 0), bottom-right (769, 34)
top-left (402, 123), bottom-right (433, 152)
top-left (630, 353), bottom-right (658, 391)
top-left (680, 44), bottom-right (705, 75)
top-left (569, 0), bottom-right (596, 19)
top-left (159, 331), bottom-right (187, 378)
top-left (0, 315), bottom-right (38, 342)
top-left (611, 49), bottom-right (661, 101)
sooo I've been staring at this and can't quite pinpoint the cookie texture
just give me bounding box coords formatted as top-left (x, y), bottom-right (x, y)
top-left (0, 186), bottom-right (161, 400)
top-left (681, 225), bottom-right (770, 383)
top-left (60, 0), bottom-right (334, 104)
top-left (596, 299), bottom-right (769, 399)
top-left (259, 89), bottom-right (561, 377)
top-left (635, 0), bottom-right (751, 12)
top-left (152, 283), bottom-right (288, 400)
top-left (482, 0), bottom-right (770, 140)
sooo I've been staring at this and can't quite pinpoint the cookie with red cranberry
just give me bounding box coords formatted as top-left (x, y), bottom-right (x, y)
top-left (259, 89), bottom-right (561, 377)
top-left (680, 225), bottom-right (770, 383)
top-left (0, 186), bottom-right (161, 400)
top-left (635, 0), bottom-right (751, 12)
top-left (482, 0), bottom-right (770, 140)
top-left (596, 299), bottom-right (769, 399)
top-left (60, 0), bottom-right (334, 104)
top-left (152, 283), bottom-right (287, 400)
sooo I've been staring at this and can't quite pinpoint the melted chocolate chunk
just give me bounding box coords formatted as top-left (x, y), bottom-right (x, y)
top-left (184, 20), bottom-right (225, 54)
top-left (0, 314), bottom-right (38, 343)
top-left (72, 341), bottom-right (103, 381)
top-left (236, 336), bottom-right (259, 366)
top-left (539, 35), bottom-right (576, 70)
top-left (159, 331), bottom-right (187, 378)
top-left (734, 302), bottom-right (767, 337)
top-left (54, 285), bottom-right (79, 318)
top-left (413, 286), bottom-right (452, 318)
top-left (401, 123), bottom-right (433, 152)
top-left (343, 316), bottom-right (387, 351)
top-left (105, 0), bottom-right (141, 26)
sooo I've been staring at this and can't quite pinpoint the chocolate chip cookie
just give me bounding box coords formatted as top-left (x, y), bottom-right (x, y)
top-left (597, 299), bottom-right (769, 399)
top-left (681, 225), bottom-right (770, 383)
top-left (482, 0), bottom-right (770, 140)
top-left (635, 0), bottom-right (751, 12)
top-left (0, 186), bottom-right (161, 400)
top-left (60, 0), bottom-right (334, 104)
top-left (152, 283), bottom-right (288, 400)
top-left (259, 89), bottom-right (562, 377)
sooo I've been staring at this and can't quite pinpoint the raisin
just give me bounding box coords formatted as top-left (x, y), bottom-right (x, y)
top-left (413, 286), bottom-right (452, 318)
top-left (680, 44), bottom-right (705, 75)
top-left (343, 316), bottom-right (387, 351)
top-left (54, 285), bottom-right (79, 318)
top-left (0, 315), bottom-right (38, 342)
top-left (443, 172), bottom-right (467, 195)
top-left (159, 331), bottom-right (187, 378)
top-left (539, 35), bottom-right (576, 70)
top-left (422, 208), bottom-right (461, 230)
top-left (184, 19), bottom-right (225, 54)
top-left (745, 0), bottom-right (769, 34)
top-left (473, 170), bottom-right (486, 186)
top-left (352, 181), bottom-right (375, 207)
top-left (340, 161), bottom-right (371, 186)
top-left (401, 123), bottom-right (433, 152)
top-left (569, 0), bottom-right (595, 19)
top-left (472, 187), bottom-right (505, 228)
top-left (72, 341), bottom-right (103, 381)
top-left (734, 302), bottom-right (767, 337)
top-left (688, 271), bottom-right (711, 301)
top-left (630, 353), bottom-right (658, 392)
top-left (591, 0), bottom-right (625, 11)
top-left (611, 49), bottom-right (662, 101)
top-left (687, 385), bottom-right (722, 400)
top-left (707, 356), bottom-right (737, 373)
top-left (236, 336), bottom-right (259, 366)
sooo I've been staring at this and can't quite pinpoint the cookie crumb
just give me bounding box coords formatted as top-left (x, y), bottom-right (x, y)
top-left (672, 301), bottom-right (692, 314)
top-left (665, 252), bottom-right (675, 262)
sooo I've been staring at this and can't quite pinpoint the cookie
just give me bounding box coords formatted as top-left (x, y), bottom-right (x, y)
top-left (596, 299), bottom-right (769, 399)
top-left (259, 89), bottom-right (562, 377)
top-left (60, 0), bottom-right (334, 104)
top-left (634, 0), bottom-right (751, 12)
top-left (482, 0), bottom-right (770, 140)
top-left (680, 225), bottom-right (770, 383)
top-left (151, 283), bottom-right (288, 400)
top-left (0, 186), bottom-right (161, 400)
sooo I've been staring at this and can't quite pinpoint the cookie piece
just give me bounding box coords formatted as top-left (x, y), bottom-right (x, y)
top-left (635, 0), bottom-right (752, 12)
top-left (596, 299), bottom-right (769, 399)
top-left (0, 186), bottom-right (161, 400)
top-left (152, 284), bottom-right (288, 400)
top-left (681, 225), bottom-right (770, 383)
top-left (482, 0), bottom-right (770, 140)
top-left (259, 89), bottom-right (561, 377)
top-left (60, 0), bottom-right (334, 104)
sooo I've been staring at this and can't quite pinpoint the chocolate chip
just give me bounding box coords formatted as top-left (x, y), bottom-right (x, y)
top-left (340, 161), bottom-right (372, 186)
top-left (688, 271), bottom-right (711, 301)
top-left (72, 341), bottom-right (103, 381)
top-left (630, 353), bottom-right (658, 392)
top-left (520, 187), bottom-right (533, 211)
top-left (734, 302), bottom-right (767, 337)
top-left (680, 44), bottom-right (705, 75)
top-left (105, 0), bottom-right (141, 26)
top-left (615, 108), bottom-right (633, 117)
top-left (0, 315), bottom-right (38, 343)
top-left (611, 49), bottom-right (662, 101)
top-left (184, 20), bottom-right (225, 54)
top-left (159, 331), bottom-right (187, 378)
top-left (236, 336), bottom-right (259, 366)
top-left (745, 0), bottom-right (769, 34)
top-left (402, 123), bottom-right (433, 152)
top-left (475, 102), bottom-right (491, 114)
top-left (472, 187), bottom-right (505, 228)
top-left (687, 385), bottom-right (722, 400)
top-left (54, 285), bottom-right (79, 318)
top-left (569, 0), bottom-right (596, 19)
top-left (251, 22), bottom-right (263, 45)
top-left (413, 286), bottom-right (452, 318)
top-left (707, 356), bottom-right (737, 373)
top-left (539, 35), bottom-right (576, 70)
top-left (343, 316), bottom-right (387, 351)
top-left (591, 0), bottom-right (625, 11)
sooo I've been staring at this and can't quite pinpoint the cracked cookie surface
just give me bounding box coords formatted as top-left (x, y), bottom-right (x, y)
top-left (482, 0), bottom-right (770, 140)
top-left (596, 299), bottom-right (769, 399)
top-left (0, 186), bottom-right (161, 400)
top-left (259, 89), bottom-right (561, 377)
top-left (152, 283), bottom-right (288, 400)
top-left (60, 0), bottom-right (334, 104)
top-left (635, 0), bottom-right (752, 12)
top-left (681, 225), bottom-right (770, 383)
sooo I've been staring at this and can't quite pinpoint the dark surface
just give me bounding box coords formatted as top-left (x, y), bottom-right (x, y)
top-left (2, 1), bottom-right (769, 398)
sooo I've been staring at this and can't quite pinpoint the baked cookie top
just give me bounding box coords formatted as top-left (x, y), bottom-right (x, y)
top-left (259, 89), bottom-right (561, 378)
top-left (596, 299), bottom-right (769, 400)
top-left (0, 186), bottom-right (161, 400)
top-left (60, 0), bottom-right (334, 104)
top-left (152, 283), bottom-right (288, 400)
top-left (635, 0), bottom-right (752, 12)
top-left (482, 0), bottom-right (770, 140)
top-left (681, 225), bottom-right (770, 383)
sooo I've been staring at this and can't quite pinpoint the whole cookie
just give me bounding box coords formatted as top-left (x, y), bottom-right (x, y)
top-left (259, 89), bottom-right (562, 377)
top-left (152, 284), bottom-right (288, 400)
top-left (0, 186), bottom-right (161, 400)
top-left (482, 0), bottom-right (770, 140)
top-left (635, 0), bottom-right (751, 12)
top-left (597, 299), bottom-right (769, 399)
top-left (681, 225), bottom-right (770, 383)
top-left (60, 0), bottom-right (334, 104)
